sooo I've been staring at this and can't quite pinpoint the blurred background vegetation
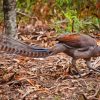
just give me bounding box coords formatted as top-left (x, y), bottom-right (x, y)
top-left (0, 0), bottom-right (100, 33)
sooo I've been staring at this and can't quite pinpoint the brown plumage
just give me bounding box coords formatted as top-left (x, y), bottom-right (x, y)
top-left (57, 34), bottom-right (97, 48)
top-left (50, 33), bottom-right (100, 77)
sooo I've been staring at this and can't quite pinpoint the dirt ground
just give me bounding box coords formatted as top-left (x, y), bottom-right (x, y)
top-left (0, 24), bottom-right (100, 99)
top-left (0, 51), bottom-right (100, 100)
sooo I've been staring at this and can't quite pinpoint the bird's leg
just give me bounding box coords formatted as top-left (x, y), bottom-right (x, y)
top-left (85, 59), bottom-right (100, 73)
top-left (70, 58), bottom-right (81, 77)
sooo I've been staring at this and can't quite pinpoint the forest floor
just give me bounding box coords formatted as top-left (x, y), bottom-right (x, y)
top-left (0, 23), bottom-right (100, 100)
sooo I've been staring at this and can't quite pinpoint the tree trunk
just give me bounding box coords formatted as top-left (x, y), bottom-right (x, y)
top-left (3, 0), bottom-right (17, 37)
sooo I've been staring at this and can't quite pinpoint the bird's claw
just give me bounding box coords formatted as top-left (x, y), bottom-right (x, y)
top-left (68, 67), bottom-right (82, 78)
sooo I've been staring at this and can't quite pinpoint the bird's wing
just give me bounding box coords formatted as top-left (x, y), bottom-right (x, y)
top-left (57, 34), bottom-right (97, 48)
top-left (57, 34), bottom-right (83, 48)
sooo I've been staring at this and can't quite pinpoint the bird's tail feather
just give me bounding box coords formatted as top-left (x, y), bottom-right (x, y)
top-left (0, 35), bottom-right (51, 58)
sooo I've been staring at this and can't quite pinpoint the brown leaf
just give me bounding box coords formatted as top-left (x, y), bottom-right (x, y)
top-left (2, 72), bottom-right (15, 82)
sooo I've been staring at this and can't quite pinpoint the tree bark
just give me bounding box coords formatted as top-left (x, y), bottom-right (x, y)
top-left (3, 0), bottom-right (17, 37)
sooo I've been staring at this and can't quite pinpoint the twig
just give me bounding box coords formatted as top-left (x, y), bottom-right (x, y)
top-left (17, 11), bottom-right (38, 20)
top-left (87, 84), bottom-right (100, 100)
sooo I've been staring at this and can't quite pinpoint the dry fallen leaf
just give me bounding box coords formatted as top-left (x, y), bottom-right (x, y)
top-left (2, 72), bottom-right (15, 82)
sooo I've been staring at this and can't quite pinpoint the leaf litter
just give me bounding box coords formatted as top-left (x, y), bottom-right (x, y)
top-left (0, 22), bottom-right (100, 100)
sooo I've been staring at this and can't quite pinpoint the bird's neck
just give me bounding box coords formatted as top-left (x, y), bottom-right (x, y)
top-left (92, 46), bottom-right (100, 57)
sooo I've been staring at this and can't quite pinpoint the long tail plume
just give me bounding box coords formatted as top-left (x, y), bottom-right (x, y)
top-left (0, 35), bottom-right (50, 58)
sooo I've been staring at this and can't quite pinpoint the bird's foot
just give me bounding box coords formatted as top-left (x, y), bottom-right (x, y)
top-left (68, 67), bottom-right (82, 78)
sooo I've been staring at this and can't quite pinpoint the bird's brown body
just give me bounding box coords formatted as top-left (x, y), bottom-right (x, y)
top-left (50, 33), bottom-right (100, 76)
top-left (57, 34), bottom-right (97, 48)
top-left (51, 34), bottom-right (99, 58)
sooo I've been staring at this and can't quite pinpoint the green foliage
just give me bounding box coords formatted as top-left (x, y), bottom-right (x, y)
top-left (17, 0), bottom-right (36, 13)
top-left (0, 12), bottom-right (3, 22)
top-left (0, 0), bottom-right (3, 22)
top-left (0, 0), bottom-right (99, 33)
top-left (54, 0), bottom-right (100, 33)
